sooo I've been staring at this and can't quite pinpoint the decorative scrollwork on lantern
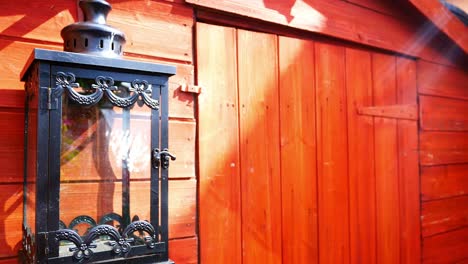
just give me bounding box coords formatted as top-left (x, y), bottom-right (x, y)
top-left (55, 217), bottom-right (158, 261)
top-left (130, 80), bottom-right (160, 109)
top-left (85, 225), bottom-right (132, 255)
top-left (53, 72), bottom-right (159, 109)
top-left (122, 220), bottom-right (158, 249)
top-left (55, 72), bottom-right (103, 106)
top-left (56, 229), bottom-right (96, 261)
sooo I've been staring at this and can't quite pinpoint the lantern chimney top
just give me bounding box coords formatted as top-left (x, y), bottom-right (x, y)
top-left (61, 0), bottom-right (126, 58)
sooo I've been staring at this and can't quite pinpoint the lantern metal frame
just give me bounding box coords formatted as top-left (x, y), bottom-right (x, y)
top-left (20, 48), bottom-right (176, 264)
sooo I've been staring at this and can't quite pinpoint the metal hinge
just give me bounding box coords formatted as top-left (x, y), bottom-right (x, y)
top-left (37, 232), bottom-right (50, 258)
top-left (41, 87), bottom-right (60, 110)
top-left (357, 104), bottom-right (418, 120)
top-left (180, 83), bottom-right (202, 94)
top-left (152, 148), bottom-right (176, 169)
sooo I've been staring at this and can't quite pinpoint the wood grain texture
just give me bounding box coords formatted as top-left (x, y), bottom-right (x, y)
top-left (0, 40), bottom-right (61, 90)
top-left (422, 227), bottom-right (468, 263)
top-left (315, 42), bottom-right (349, 263)
top-left (197, 23), bottom-right (241, 264)
top-left (422, 195), bottom-right (468, 237)
top-left (345, 0), bottom-right (403, 16)
top-left (420, 95), bottom-right (468, 131)
top-left (396, 57), bottom-right (420, 264)
top-left (187, 0), bottom-right (465, 66)
top-left (0, 184), bottom-right (23, 258)
top-left (421, 164), bottom-right (468, 201)
top-left (169, 121), bottom-right (196, 179)
top-left (238, 29), bottom-right (282, 264)
top-left (420, 131), bottom-right (468, 165)
top-left (417, 61), bottom-right (468, 100)
top-left (0, 0), bottom-right (76, 43)
top-left (0, 0), bottom-right (193, 62)
top-left (169, 237), bottom-right (198, 264)
top-left (0, 111), bottom-right (24, 183)
top-left (373, 53), bottom-right (400, 264)
top-left (0, 89), bottom-right (25, 109)
top-left (357, 104), bottom-right (418, 120)
top-left (345, 47), bottom-right (376, 264)
top-left (279, 36), bottom-right (318, 263)
top-left (110, 0), bottom-right (193, 62)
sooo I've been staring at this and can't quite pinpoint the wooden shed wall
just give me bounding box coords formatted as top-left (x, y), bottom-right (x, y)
top-left (0, 0), bottom-right (466, 263)
top-left (0, 0), bottom-right (197, 263)
top-left (418, 61), bottom-right (468, 263)
top-left (192, 1), bottom-right (467, 264)
top-left (197, 21), bottom-right (422, 264)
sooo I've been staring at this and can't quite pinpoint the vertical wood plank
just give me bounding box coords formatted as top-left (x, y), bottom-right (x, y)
top-left (197, 23), bottom-right (241, 264)
top-left (345, 47), bottom-right (376, 264)
top-left (238, 29), bottom-right (282, 264)
top-left (169, 237), bottom-right (198, 264)
top-left (278, 36), bottom-right (318, 263)
top-left (396, 57), bottom-right (420, 264)
top-left (373, 53), bottom-right (400, 264)
top-left (315, 42), bottom-right (350, 263)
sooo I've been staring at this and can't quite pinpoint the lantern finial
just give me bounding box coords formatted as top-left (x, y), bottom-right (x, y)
top-left (61, 0), bottom-right (126, 57)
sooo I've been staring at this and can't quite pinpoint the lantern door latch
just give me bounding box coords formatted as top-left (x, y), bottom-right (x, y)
top-left (152, 148), bottom-right (176, 169)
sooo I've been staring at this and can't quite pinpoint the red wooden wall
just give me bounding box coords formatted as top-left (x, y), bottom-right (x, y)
top-left (0, 0), bottom-right (197, 263)
top-left (197, 22), bottom-right (421, 264)
top-left (418, 61), bottom-right (468, 263)
top-left (0, 0), bottom-right (466, 263)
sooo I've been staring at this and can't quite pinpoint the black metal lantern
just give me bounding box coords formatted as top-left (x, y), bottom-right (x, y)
top-left (19, 1), bottom-right (176, 263)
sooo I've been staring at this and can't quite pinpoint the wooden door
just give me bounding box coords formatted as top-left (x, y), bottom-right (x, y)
top-left (197, 22), bottom-right (420, 264)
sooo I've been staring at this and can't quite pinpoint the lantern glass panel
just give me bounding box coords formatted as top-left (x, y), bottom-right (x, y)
top-left (58, 78), bottom-right (154, 257)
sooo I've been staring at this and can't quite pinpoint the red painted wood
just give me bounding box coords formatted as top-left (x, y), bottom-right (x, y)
top-left (187, 0), bottom-right (465, 66)
top-left (422, 195), bottom-right (468, 237)
top-left (373, 53), bottom-right (400, 264)
top-left (0, 184), bottom-right (23, 258)
top-left (357, 104), bottom-right (418, 120)
top-left (168, 121), bottom-right (196, 178)
top-left (422, 227), bottom-right (468, 263)
top-left (197, 22), bottom-right (241, 264)
top-left (417, 61), bottom-right (468, 100)
top-left (110, 0), bottom-right (193, 62)
top-left (345, 0), bottom-right (403, 16)
top-left (238, 29), bottom-right (281, 264)
top-left (0, 0), bottom-right (193, 62)
top-left (421, 165), bottom-right (468, 201)
top-left (0, 40), bottom-right (61, 90)
top-left (0, 0), bottom-right (76, 44)
top-left (0, 258), bottom-right (17, 264)
top-left (345, 47), bottom-right (376, 264)
top-left (396, 57), bottom-right (420, 264)
top-left (169, 237), bottom-right (198, 264)
top-left (0, 111), bottom-right (24, 183)
top-left (420, 95), bottom-right (468, 131)
top-left (278, 36), bottom-right (318, 263)
top-left (0, 89), bottom-right (25, 109)
top-left (420, 131), bottom-right (468, 165)
top-left (315, 42), bottom-right (350, 263)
